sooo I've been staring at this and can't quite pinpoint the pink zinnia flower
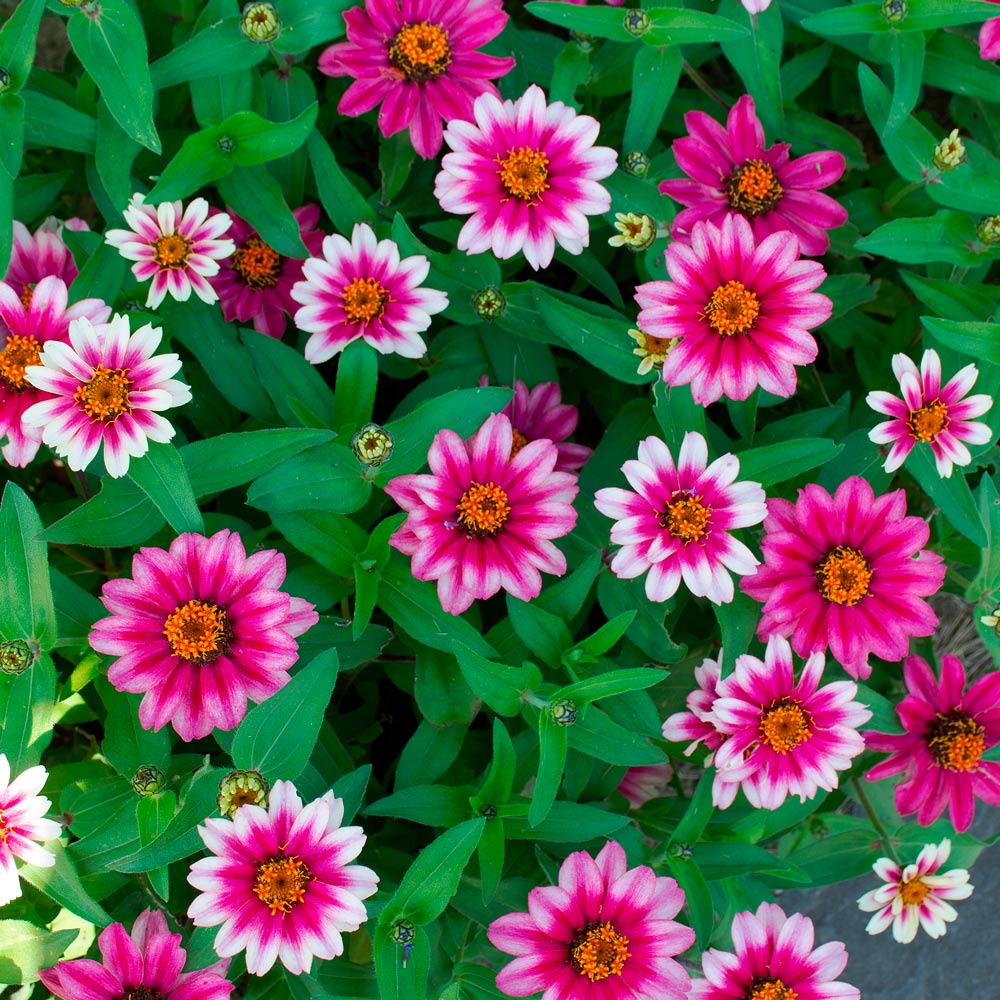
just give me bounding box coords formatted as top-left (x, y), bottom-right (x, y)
top-left (617, 763), bottom-right (674, 809)
top-left (291, 222), bottom-right (448, 363)
top-left (4, 219), bottom-right (79, 302)
top-left (741, 476), bottom-right (945, 680)
top-left (690, 901), bottom-right (859, 1000)
top-left (659, 94), bottom-right (847, 256)
top-left (0, 753), bottom-right (60, 906)
top-left (857, 838), bottom-right (973, 944)
top-left (435, 84), bottom-right (617, 270)
top-left (864, 654), bottom-right (1000, 833)
top-left (105, 194), bottom-right (234, 310)
top-left (488, 840), bottom-right (694, 1000)
top-left (209, 205), bottom-right (324, 339)
top-left (0, 276), bottom-right (110, 467)
top-left (981, 1), bottom-right (1000, 60)
top-left (635, 215), bottom-right (831, 405)
top-left (709, 636), bottom-right (871, 810)
top-left (594, 431), bottom-right (766, 604)
top-left (89, 529), bottom-right (319, 741)
top-left (40, 909), bottom-right (232, 1000)
top-left (867, 348), bottom-right (993, 478)
top-left (22, 313), bottom-right (191, 478)
top-left (385, 411), bottom-right (578, 614)
top-left (187, 780), bottom-right (379, 976)
top-left (741, 0), bottom-right (771, 12)
top-left (318, 0), bottom-right (515, 159)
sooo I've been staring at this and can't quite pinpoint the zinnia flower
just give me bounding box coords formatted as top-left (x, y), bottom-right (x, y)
top-left (385, 412), bottom-right (578, 614)
top-left (662, 656), bottom-right (725, 760)
top-left (187, 780), bottom-right (379, 976)
top-left (105, 194), bottom-right (235, 310)
top-left (40, 909), bottom-right (232, 1000)
top-left (209, 205), bottom-right (324, 339)
top-left (488, 840), bottom-right (694, 1000)
top-left (4, 219), bottom-right (79, 301)
top-left (981, 1), bottom-right (1000, 61)
top-left (0, 275), bottom-right (109, 467)
top-left (89, 529), bottom-right (319, 741)
top-left (689, 901), bottom-right (859, 1000)
top-left (857, 839), bottom-right (973, 943)
top-left (867, 348), bottom-right (993, 478)
top-left (22, 313), bottom-right (192, 478)
top-left (635, 215), bottom-right (831, 405)
top-left (616, 763), bottom-right (673, 808)
top-left (659, 94), bottom-right (847, 256)
top-left (628, 324), bottom-right (677, 376)
top-left (291, 222), bottom-right (448, 363)
top-left (741, 0), bottom-right (771, 12)
top-left (318, 0), bottom-right (515, 159)
top-left (0, 753), bottom-right (60, 906)
top-left (594, 431), bottom-right (766, 604)
top-left (741, 475), bottom-right (945, 680)
top-left (710, 636), bottom-right (871, 810)
top-left (864, 654), bottom-right (1000, 832)
top-left (435, 84), bottom-right (617, 270)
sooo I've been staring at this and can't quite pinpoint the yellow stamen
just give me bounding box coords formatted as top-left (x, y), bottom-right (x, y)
top-left (702, 280), bottom-right (760, 337)
top-left (660, 493), bottom-right (711, 543)
top-left (759, 699), bottom-right (813, 754)
top-left (907, 399), bottom-right (949, 443)
top-left (815, 545), bottom-right (872, 605)
top-left (389, 21), bottom-right (451, 80)
top-left (748, 980), bottom-right (798, 1000)
top-left (253, 853), bottom-right (311, 916)
top-left (498, 148), bottom-right (550, 202)
top-left (510, 428), bottom-right (529, 458)
top-left (74, 364), bottom-right (131, 423)
top-left (926, 712), bottom-right (986, 772)
top-left (342, 277), bottom-right (388, 324)
top-left (898, 877), bottom-right (930, 906)
top-left (20, 284), bottom-right (34, 308)
top-left (0, 334), bottom-right (41, 391)
top-left (570, 922), bottom-right (630, 982)
top-left (455, 481), bottom-right (510, 537)
top-left (232, 238), bottom-right (282, 289)
top-left (726, 159), bottom-right (783, 217)
top-left (163, 599), bottom-right (230, 664)
top-left (153, 233), bottom-right (192, 269)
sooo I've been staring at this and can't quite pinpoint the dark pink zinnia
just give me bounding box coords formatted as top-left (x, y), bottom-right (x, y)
top-left (981, 1), bottom-right (1000, 60)
top-left (209, 205), bottom-right (324, 339)
top-left (318, 0), bottom-right (515, 159)
top-left (495, 378), bottom-right (592, 473)
top-left (660, 94), bottom-right (847, 256)
top-left (865, 654), bottom-right (1000, 833)
top-left (741, 476), bottom-right (945, 680)
top-left (4, 219), bottom-right (79, 302)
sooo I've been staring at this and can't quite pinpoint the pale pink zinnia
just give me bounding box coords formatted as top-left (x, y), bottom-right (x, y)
top-left (187, 780), bottom-right (379, 976)
top-left (4, 219), bottom-right (79, 300)
top-left (0, 275), bottom-right (109, 467)
top-left (89, 529), bottom-right (319, 741)
top-left (291, 222), bottom-right (448, 363)
top-left (594, 431), bottom-right (766, 604)
top-left (105, 194), bottom-right (234, 310)
top-left (660, 94), bottom-right (847, 256)
top-left (0, 753), bottom-right (60, 906)
top-left (710, 636), bottom-right (871, 810)
top-left (635, 215), bottom-right (831, 405)
top-left (22, 313), bottom-right (191, 478)
top-left (857, 839), bottom-right (973, 944)
top-left (209, 205), bottom-right (324, 339)
top-left (867, 348), bottom-right (993, 478)
top-left (488, 840), bottom-right (694, 1000)
top-left (864, 654), bottom-right (1000, 833)
top-left (40, 909), bottom-right (232, 1000)
top-left (318, 0), bottom-right (515, 159)
top-left (689, 901), bottom-right (859, 1000)
top-left (616, 763), bottom-right (674, 809)
top-left (435, 84), bottom-right (617, 270)
top-left (981, 1), bottom-right (1000, 60)
top-left (741, 476), bottom-right (946, 680)
top-left (385, 411), bottom-right (578, 614)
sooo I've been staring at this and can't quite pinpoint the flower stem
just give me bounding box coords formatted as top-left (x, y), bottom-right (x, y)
top-left (881, 179), bottom-right (925, 214)
top-left (682, 60), bottom-right (728, 111)
top-left (852, 776), bottom-right (900, 864)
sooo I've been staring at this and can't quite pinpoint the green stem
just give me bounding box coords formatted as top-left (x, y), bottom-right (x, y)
top-left (852, 776), bottom-right (899, 864)
top-left (682, 59), bottom-right (728, 111)
top-left (881, 178), bottom-right (927, 213)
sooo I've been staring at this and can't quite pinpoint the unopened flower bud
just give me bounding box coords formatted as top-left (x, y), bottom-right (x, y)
top-left (932, 129), bottom-right (965, 172)
top-left (981, 605), bottom-right (1000, 633)
top-left (0, 68), bottom-right (10, 94)
top-left (480, 803), bottom-right (498, 819)
top-left (667, 841), bottom-right (693, 860)
top-left (218, 135), bottom-right (235, 154)
top-left (976, 215), bottom-right (1000, 246)
top-left (623, 9), bottom-right (651, 36)
top-left (391, 919), bottom-right (416, 945)
top-left (0, 639), bottom-right (34, 676)
top-left (622, 151), bottom-right (650, 178)
top-left (549, 697), bottom-right (577, 726)
top-left (570, 31), bottom-right (597, 52)
top-left (131, 765), bottom-right (166, 797)
top-left (240, 1), bottom-right (281, 43)
top-left (472, 286), bottom-right (506, 322)
top-left (352, 423), bottom-right (394, 466)
top-left (880, 0), bottom-right (907, 23)
top-left (608, 212), bottom-right (656, 252)
top-left (217, 769), bottom-right (270, 818)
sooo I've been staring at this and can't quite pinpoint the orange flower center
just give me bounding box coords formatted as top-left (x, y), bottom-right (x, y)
top-left (702, 280), bottom-right (760, 337)
top-left (163, 599), bottom-right (231, 664)
top-left (570, 922), bottom-right (630, 982)
top-left (659, 492), bottom-right (711, 543)
top-left (510, 428), bottom-right (528, 457)
top-left (122, 989), bottom-right (167, 1000)
top-left (747, 979), bottom-right (798, 1000)
top-left (643, 334), bottom-right (676, 355)
top-left (759, 699), bottom-right (813, 754)
top-left (342, 277), bottom-right (388, 324)
top-left (153, 233), bottom-right (192, 268)
top-left (926, 711), bottom-right (986, 772)
top-left (907, 398), bottom-right (949, 443)
top-left (726, 159), bottom-right (783, 217)
top-left (74, 364), bottom-right (132, 423)
top-left (20, 283), bottom-right (34, 308)
top-left (816, 545), bottom-right (871, 605)
top-left (456, 481), bottom-right (510, 537)
top-left (253, 853), bottom-right (311, 916)
top-left (389, 21), bottom-right (451, 81)
top-left (0, 808), bottom-right (8, 844)
top-left (498, 147), bottom-right (550, 202)
top-left (898, 876), bottom-right (930, 906)
top-left (232, 238), bottom-right (282, 289)
top-left (0, 334), bottom-right (42, 391)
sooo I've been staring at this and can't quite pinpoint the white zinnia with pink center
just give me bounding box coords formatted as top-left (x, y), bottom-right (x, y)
top-left (857, 839), bottom-right (973, 943)
top-left (22, 313), bottom-right (191, 477)
top-left (594, 431), bottom-right (766, 605)
top-left (105, 194), bottom-right (234, 310)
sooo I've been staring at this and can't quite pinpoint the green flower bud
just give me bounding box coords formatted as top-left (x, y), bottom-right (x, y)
top-left (0, 68), bottom-right (11, 95)
top-left (218, 135), bottom-right (235, 154)
top-left (880, 0), bottom-right (907, 23)
top-left (549, 697), bottom-right (577, 726)
top-left (480, 803), bottom-right (498, 819)
top-left (570, 30), bottom-right (597, 52)
top-left (622, 151), bottom-right (650, 178)
top-left (472, 286), bottom-right (506, 322)
top-left (351, 423), bottom-right (394, 467)
top-left (217, 769), bottom-right (270, 818)
top-left (391, 919), bottom-right (416, 945)
top-left (623, 9), bottom-right (651, 36)
top-left (131, 765), bottom-right (166, 797)
top-left (241, 2), bottom-right (281, 43)
top-left (0, 639), bottom-right (34, 676)
top-left (976, 215), bottom-right (1000, 246)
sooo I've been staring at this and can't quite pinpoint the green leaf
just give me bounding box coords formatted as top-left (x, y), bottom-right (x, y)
top-left (414, 645), bottom-right (479, 725)
top-left (248, 442), bottom-right (371, 515)
top-left (884, 30), bottom-right (924, 134)
top-left (307, 131), bottom-right (375, 231)
top-left (272, 509), bottom-right (367, 577)
top-left (557, 666), bottom-right (664, 705)
top-left (476, 816), bottom-right (505, 904)
top-left (694, 841), bottom-right (809, 882)
top-left (0, 0), bottom-right (46, 91)
top-left (712, 590), bottom-right (759, 661)
top-left (666, 857), bottom-right (713, 947)
top-left (51, 569), bottom-right (105, 651)
top-left (529, 711), bottom-right (567, 827)
top-left (126, 442), bottom-right (204, 535)
top-left (804, 0), bottom-right (997, 34)
top-left (624, 45), bottom-right (681, 152)
top-left (0, 651), bottom-right (56, 771)
top-left (525, 1), bottom-right (635, 41)
top-left (737, 438), bottom-right (844, 488)
top-left (20, 840), bottom-right (113, 926)
top-left (479, 719), bottom-right (516, 806)
top-left (67, 0), bottom-right (160, 152)
top-left (271, 0), bottom-right (353, 53)
top-left (332, 764), bottom-right (372, 824)
top-left (137, 792), bottom-right (176, 898)
top-left (569, 612), bottom-right (637, 660)
top-left (0, 93), bottom-right (24, 179)
top-left (150, 16), bottom-right (268, 90)
top-left (720, 0), bottom-right (783, 136)
top-left (907, 446), bottom-right (987, 546)
top-left (22, 91), bottom-right (97, 154)
top-left (243, 328), bottom-right (334, 426)
top-left (453, 645), bottom-right (540, 717)
top-left (232, 649), bottom-right (340, 778)
top-left (855, 683), bottom-right (903, 735)
top-left (333, 340), bottom-right (379, 435)
top-left (788, 825), bottom-right (881, 885)
top-left (0, 921), bottom-right (78, 984)
top-left (365, 785), bottom-right (471, 826)
top-left (922, 317), bottom-right (1000, 365)
top-left (503, 801), bottom-right (629, 842)
top-left (216, 165), bottom-right (308, 258)
top-left (550, 41), bottom-right (591, 106)
top-left (396, 721), bottom-right (469, 791)
top-left (40, 477), bottom-right (163, 548)
top-left (567, 706), bottom-right (667, 765)
top-left (506, 597), bottom-right (572, 669)
top-left (98, 678), bottom-right (171, 776)
top-left (374, 922), bottom-right (430, 1000)
top-left (669, 771), bottom-right (715, 847)
top-left (95, 101), bottom-right (140, 215)
top-left (856, 210), bottom-right (989, 266)
top-left (643, 8), bottom-right (749, 45)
